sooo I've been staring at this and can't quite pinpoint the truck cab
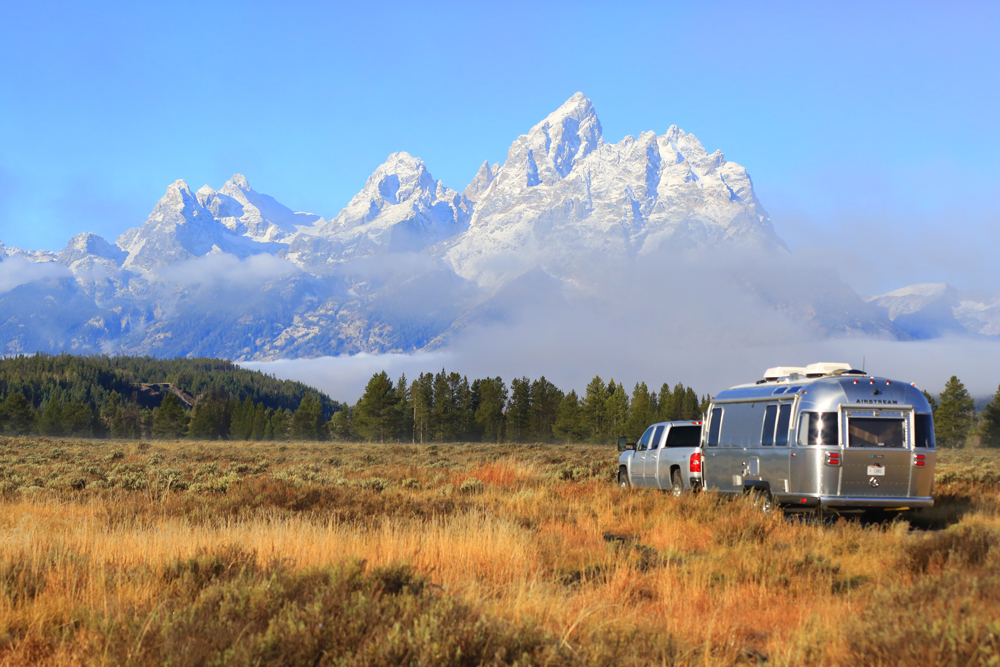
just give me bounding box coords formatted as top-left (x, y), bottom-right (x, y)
top-left (617, 420), bottom-right (704, 494)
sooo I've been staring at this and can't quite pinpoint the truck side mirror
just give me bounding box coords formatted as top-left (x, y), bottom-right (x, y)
top-left (617, 436), bottom-right (634, 452)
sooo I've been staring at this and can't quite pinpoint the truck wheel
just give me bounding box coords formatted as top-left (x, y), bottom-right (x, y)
top-left (670, 470), bottom-right (683, 497)
top-left (750, 489), bottom-right (774, 515)
top-left (618, 467), bottom-right (630, 489)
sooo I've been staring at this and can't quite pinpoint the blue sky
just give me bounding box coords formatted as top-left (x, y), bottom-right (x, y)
top-left (2, 1), bottom-right (998, 293)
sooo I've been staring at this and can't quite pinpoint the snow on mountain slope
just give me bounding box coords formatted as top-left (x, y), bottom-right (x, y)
top-left (284, 152), bottom-right (472, 270)
top-left (462, 161), bottom-right (501, 202)
top-left (117, 179), bottom-right (287, 271)
top-left (196, 174), bottom-right (321, 242)
top-left (866, 283), bottom-right (1000, 337)
top-left (442, 93), bottom-right (783, 288)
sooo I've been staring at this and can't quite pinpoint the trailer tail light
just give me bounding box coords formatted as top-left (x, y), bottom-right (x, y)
top-left (825, 451), bottom-right (841, 466)
top-left (689, 452), bottom-right (702, 473)
top-left (914, 454), bottom-right (926, 467)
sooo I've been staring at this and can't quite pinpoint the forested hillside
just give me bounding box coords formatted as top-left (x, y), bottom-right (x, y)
top-left (0, 354), bottom-right (338, 439)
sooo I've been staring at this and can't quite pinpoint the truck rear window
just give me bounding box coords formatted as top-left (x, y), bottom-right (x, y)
top-left (665, 425), bottom-right (701, 447)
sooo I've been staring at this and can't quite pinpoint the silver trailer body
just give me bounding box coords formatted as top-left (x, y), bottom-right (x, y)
top-left (702, 367), bottom-right (936, 510)
top-left (617, 421), bottom-right (704, 493)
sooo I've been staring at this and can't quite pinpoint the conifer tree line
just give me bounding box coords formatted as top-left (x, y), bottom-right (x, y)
top-left (927, 375), bottom-right (1000, 448)
top-left (0, 353), bottom-right (338, 440)
top-left (345, 370), bottom-right (709, 444)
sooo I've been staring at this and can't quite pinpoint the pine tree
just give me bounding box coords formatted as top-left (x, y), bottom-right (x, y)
top-left (410, 373), bottom-right (434, 444)
top-left (39, 398), bottom-right (65, 437)
top-left (922, 390), bottom-right (938, 412)
top-left (251, 404), bottom-right (267, 441)
top-left (935, 376), bottom-right (975, 448)
top-left (153, 393), bottom-right (188, 439)
top-left (978, 383), bottom-right (1000, 448)
top-left (1, 392), bottom-right (36, 435)
top-left (353, 372), bottom-right (398, 443)
top-left (394, 374), bottom-right (414, 442)
top-left (625, 382), bottom-right (656, 441)
top-left (506, 377), bottom-right (531, 442)
top-left (683, 387), bottom-right (701, 420)
top-left (581, 376), bottom-right (607, 443)
top-left (329, 407), bottom-right (355, 441)
top-left (528, 376), bottom-right (563, 442)
top-left (188, 393), bottom-right (232, 440)
top-left (291, 394), bottom-right (325, 441)
top-left (605, 381), bottom-right (630, 442)
top-left (656, 382), bottom-right (675, 423)
top-left (552, 390), bottom-right (586, 443)
top-left (474, 377), bottom-right (507, 443)
top-left (62, 402), bottom-right (96, 437)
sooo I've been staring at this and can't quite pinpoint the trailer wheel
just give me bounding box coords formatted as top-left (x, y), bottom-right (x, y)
top-left (618, 467), bottom-right (631, 489)
top-left (670, 470), bottom-right (683, 497)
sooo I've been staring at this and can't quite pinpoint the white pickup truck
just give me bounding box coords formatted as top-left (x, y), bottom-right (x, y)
top-left (617, 420), bottom-right (704, 495)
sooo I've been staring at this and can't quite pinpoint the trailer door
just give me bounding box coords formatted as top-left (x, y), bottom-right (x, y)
top-left (840, 409), bottom-right (912, 498)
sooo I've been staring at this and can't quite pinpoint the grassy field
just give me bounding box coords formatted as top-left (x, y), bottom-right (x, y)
top-left (0, 438), bottom-right (998, 666)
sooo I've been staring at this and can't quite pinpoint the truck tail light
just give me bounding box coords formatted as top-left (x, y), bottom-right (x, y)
top-left (689, 452), bottom-right (702, 473)
top-left (825, 451), bottom-right (840, 466)
top-left (914, 454), bottom-right (926, 467)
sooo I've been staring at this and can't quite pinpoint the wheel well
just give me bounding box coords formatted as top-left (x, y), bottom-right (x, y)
top-left (669, 464), bottom-right (681, 479)
top-left (742, 481), bottom-right (771, 494)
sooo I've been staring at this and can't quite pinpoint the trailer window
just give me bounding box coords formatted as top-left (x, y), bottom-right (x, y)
top-left (848, 418), bottom-right (905, 448)
top-left (761, 405), bottom-right (777, 446)
top-left (775, 404), bottom-right (791, 446)
top-left (797, 412), bottom-right (838, 446)
top-left (707, 408), bottom-right (723, 447)
top-left (666, 425), bottom-right (701, 447)
top-left (914, 414), bottom-right (935, 448)
top-left (649, 425), bottom-right (665, 450)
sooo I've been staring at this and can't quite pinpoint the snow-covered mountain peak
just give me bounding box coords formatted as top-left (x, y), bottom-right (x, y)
top-left (499, 92), bottom-right (603, 187)
top-left (58, 232), bottom-right (128, 267)
top-left (463, 160), bottom-right (500, 202)
top-left (223, 173), bottom-right (251, 193)
top-left (881, 283), bottom-right (952, 299)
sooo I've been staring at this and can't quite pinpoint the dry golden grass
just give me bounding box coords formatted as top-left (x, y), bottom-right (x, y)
top-left (0, 437), bottom-right (998, 665)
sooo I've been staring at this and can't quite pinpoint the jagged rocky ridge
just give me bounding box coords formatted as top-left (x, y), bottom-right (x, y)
top-left (1, 93), bottom-right (994, 360)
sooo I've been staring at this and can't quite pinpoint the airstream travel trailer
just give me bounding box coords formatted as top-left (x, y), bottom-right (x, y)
top-left (701, 362), bottom-right (936, 513)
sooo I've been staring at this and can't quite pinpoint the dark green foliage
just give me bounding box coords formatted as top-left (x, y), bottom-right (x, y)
top-left (936, 376), bottom-right (975, 448)
top-left (474, 377), bottom-right (507, 444)
top-left (291, 394), bottom-right (326, 441)
top-left (354, 372), bottom-right (398, 443)
top-left (153, 393), bottom-right (189, 439)
top-left (980, 384), bottom-right (1000, 448)
top-left (0, 392), bottom-right (36, 434)
top-left (506, 377), bottom-right (531, 443)
top-left (625, 382), bottom-right (656, 442)
top-left (528, 376), bottom-right (563, 443)
top-left (552, 390), bottom-right (586, 443)
top-left (188, 392), bottom-right (232, 440)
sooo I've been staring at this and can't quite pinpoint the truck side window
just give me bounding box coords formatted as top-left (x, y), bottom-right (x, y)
top-left (649, 425), bottom-right (665, 450)
top-left (761, 405), bottom-right (777, 446)
top-left (775, 404), bottom-right (791, 446)
top-left (636, 427), bottom-right (653, 451)
top-left (707, 408), bottom-right (723, 447)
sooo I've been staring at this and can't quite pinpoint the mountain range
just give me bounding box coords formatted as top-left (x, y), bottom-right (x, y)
top-left (2, 93), bottom-right (997, 360)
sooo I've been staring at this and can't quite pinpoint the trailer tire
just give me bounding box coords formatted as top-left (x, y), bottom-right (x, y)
top-left (618, 467), bottom-right (631, 489)
top-left (670, 470), bottom-right (683, 497)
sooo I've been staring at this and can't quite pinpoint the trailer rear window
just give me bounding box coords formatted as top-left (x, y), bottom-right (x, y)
top-left (797, 412), bottom-right (838, 446)
top-left (848, 418), bottom-right (905, 448)
top-left (665, 425), bottom-right (701, 447)
top-left (914, 414), bottom-right (935, 448)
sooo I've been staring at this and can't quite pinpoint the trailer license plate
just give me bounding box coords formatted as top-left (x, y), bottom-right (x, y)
top-left (867, 465), bottom-right (885, 476)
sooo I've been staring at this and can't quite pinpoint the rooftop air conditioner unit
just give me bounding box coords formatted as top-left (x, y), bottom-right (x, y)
top-left (804, 362), bottom-right (853, 377)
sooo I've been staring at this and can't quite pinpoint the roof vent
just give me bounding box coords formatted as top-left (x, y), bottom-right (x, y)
top-left (804, 362), bottom-right (853, 377)
top-left (763, 366), bottom-right (807, 381)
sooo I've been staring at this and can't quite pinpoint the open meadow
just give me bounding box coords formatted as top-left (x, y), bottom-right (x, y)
top-left (0, 437), bottom-right (998, 666)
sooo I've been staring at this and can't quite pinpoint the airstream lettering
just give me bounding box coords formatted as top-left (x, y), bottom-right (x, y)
top-left (702, 362), bottom-right (936, 512)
